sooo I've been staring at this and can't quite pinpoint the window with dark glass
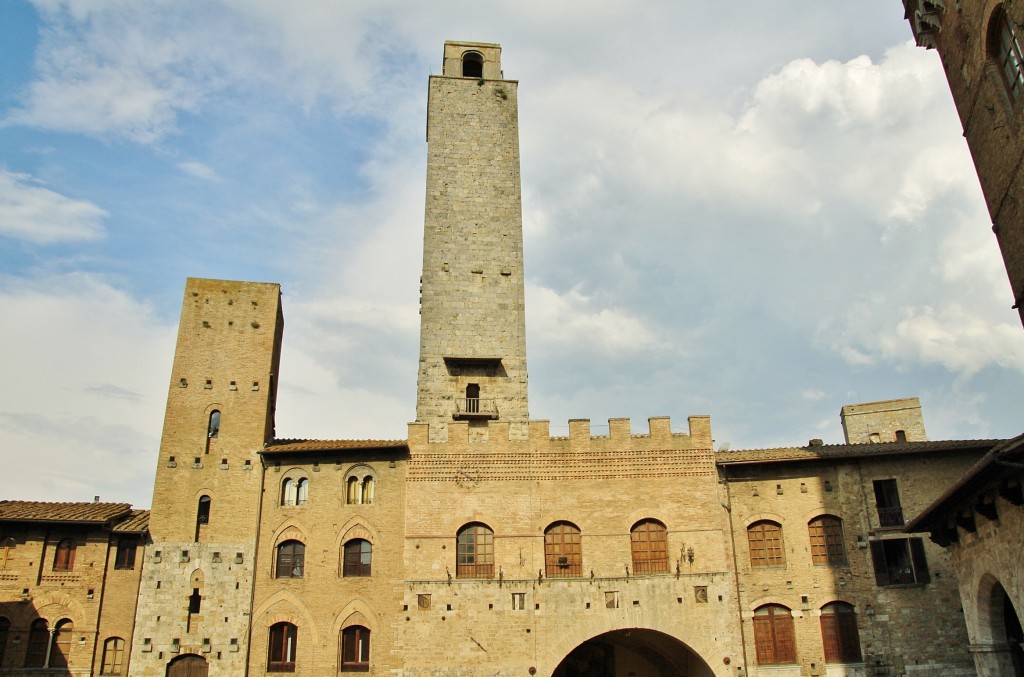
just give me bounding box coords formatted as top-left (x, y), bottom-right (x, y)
top-left (630, 519), bottom-right (669, 574)
top-left (195, 495), bottom-right (211, 541)
top-left (456, 523), bottom-right (494, 578)
top-left (991, 6), bottom-right (1024, 100)
top-left (25, 619), bottom-right (48, 667)
top-left (115, 538), bottom-right (137, 570)
top-left (747, 521), bottom-right (784, 567)
top-left (53, 537), bottom-right (76, 571)
top-left (869, 537), bottom-right (930, 586)
top-left (808, 516), bottom-right (847, 565)
top-left (873, 479), bottom-right (904, 527)
top-left (753, 604), bottom-right (796, 665)
top-left (544, 522), bottom-right (582, 577)
top-left (101, 637), bottom-right (125, 675)
top-left (820, 602), bottom-right (863, 664)
top-left (268, 622), bottom-right (297, 672)
top-left (343, 539), bottom-right (372, 577)
top-left (276, 540), bottom-right (305, 579)
top-left (341, 625), bottom-right (370, 672)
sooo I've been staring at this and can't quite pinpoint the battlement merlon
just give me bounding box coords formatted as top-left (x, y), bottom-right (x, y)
top-left (407, 415), bottom-right (712, 454)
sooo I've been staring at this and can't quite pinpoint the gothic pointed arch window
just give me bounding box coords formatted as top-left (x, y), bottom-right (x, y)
top-left (544, 522), bottom-right (582, 577)
top-left (462, 51), bottom-right (484, 78)
top-left (990, 6), bottom-right (1024, 100)
top-left (456, 523), bottom-right (494, 578)
top-left (753, 604), bottom-right (796, 664)
top-left (630, 519), bottom-right (668, 574)
top-left (820, 602), bottom-right (863, 664)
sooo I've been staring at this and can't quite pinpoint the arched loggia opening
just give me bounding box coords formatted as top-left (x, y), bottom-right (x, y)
top-left (985, 581), bottom-right (1024, 677)
top-left (552, 628), bottom-right (715, 677)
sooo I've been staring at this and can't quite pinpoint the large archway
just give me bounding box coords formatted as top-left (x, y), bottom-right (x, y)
top-left (552, 628), bottom-right (715, 677)
top-left (166, 654), bottom-right (208, 677)
top-left (986, 582), bottom-right (1024, 677)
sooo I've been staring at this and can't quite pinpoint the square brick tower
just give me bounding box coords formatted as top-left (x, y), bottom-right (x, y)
top-left (416, 42), bottom-right (530, 441)
top-left (903, 1), bottom-right (1024, 328)
top-left (130, 278), bottom-right (284, 676)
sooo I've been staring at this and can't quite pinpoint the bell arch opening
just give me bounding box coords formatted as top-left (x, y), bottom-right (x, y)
top-left (552, 628), bottom-right (715, 677)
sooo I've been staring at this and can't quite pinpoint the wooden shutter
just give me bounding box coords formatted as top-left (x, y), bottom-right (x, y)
top-left (909, 537), bottom-right (930, 584)
top-left (869, 541), bottom-right (890, 586)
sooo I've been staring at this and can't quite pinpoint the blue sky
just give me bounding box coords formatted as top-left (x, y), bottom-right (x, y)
top-left (2, 1), bottom-right (1023, 507)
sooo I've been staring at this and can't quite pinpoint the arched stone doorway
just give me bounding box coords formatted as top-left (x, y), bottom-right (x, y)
top-left (986, 582), bottom-right (1024, 677)
top-left (166, 654), bottom-right (208, 677)
top-left (552, 628), bottom-right (715, 677)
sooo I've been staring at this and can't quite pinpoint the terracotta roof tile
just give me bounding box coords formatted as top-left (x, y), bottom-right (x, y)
top-left (715, 438), bottom-right (1002, 465)
top-left (264, 439), bottom-right (408, 453)
top-left (0, 500), bottom-right (133, 524)
top-left (112, 509), bottom-right (150, 534)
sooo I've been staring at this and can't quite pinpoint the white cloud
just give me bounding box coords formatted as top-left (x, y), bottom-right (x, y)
top-left (0, 274), bottom-right (175, 506)
top-left (0, 169), bottom-right (107, 244)
top-left (178, 161), bottom-right (221, 181)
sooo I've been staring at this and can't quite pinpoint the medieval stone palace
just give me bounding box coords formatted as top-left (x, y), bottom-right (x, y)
top-left (0, 26), bottom-right (1021, 677)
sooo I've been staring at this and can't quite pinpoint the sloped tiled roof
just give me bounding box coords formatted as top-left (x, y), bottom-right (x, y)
top-left (715, 438), bottom-right (1003, 465)
top-left (264, 439), bottom-right (408, 454)
top-left (0, 500), bottom-right (133, 524)
top-left (111, 509), bottom-right (150, 534)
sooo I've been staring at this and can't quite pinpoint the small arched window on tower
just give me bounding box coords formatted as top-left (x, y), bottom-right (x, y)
top-left (208, 410), bottom-right (221, 438)
top-left (990, 6), bottom-right (1024, 101)
top-left (462, 51), bottom-right (483, 78)
top-left (195, 495), bottom-right (211, 541)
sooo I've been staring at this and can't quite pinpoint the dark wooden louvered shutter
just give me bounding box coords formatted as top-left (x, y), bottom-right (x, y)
top-left (869, 541), bottom-right (889, 586)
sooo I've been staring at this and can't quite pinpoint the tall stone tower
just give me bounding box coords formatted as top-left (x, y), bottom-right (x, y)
top-left (130, 278), bottom-right (284, 676)
top-left (416, 41), bottom-right (529, 441)
top-left (903, 1), bottom-right (1024, 329)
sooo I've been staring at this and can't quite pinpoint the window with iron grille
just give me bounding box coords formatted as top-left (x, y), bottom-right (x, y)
top-left (747, 521), bottom-right (784, 567)
top-left (753, 605), bottom-right (796, 665)
top-left (456, 523), bottom-right (494, 578)
top-left (808, 516), bottom-right (847, 565)
top-left (820, 602), bottom-right (863, 664)
top-left (873, 479), bottom-right (904, 527)
top-left (343, 539), bottom-right (372, 577)
top-left (544, 522), bottom-right (582, 577)
top-left (630, 519), bottom-right (669, 574)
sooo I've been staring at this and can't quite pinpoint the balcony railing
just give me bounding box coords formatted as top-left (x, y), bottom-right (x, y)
top-left (454, 398), bottom-right (498, 420)
top-left (877, 506), bottom-right (905, 527)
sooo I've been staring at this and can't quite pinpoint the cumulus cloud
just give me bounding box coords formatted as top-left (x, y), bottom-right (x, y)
top-left (0, 169), bottom-right (107, 244)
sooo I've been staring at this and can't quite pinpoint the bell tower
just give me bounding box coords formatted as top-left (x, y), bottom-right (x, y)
top-left (416, 41), bottom-right (529, 440)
